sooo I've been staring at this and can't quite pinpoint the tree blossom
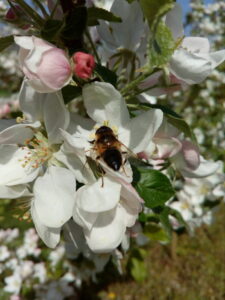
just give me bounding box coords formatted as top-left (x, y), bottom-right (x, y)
top-left (56, 82), bottom-right (163, 252)
top-left (73, 52), bottom-right (95, 79)
top-left (167, 3), bottom-right (225, 85)
top-left (14, 36), bottom-right (72, 93)
top-left (0, 82), bottom-right (76, 248)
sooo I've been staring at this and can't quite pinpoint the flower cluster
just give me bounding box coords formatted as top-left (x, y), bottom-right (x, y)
top-left (0, 0), bottom-right (224, 286)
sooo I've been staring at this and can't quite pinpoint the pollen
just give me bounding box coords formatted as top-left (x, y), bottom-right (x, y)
top-left (19, 132), bottom-right (53, 169)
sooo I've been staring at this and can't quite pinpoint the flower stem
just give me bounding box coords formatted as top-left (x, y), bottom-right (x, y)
top-left (120, 69), bottom-right (154, 96)
top-left (85, 29), bottom-right (101, 64)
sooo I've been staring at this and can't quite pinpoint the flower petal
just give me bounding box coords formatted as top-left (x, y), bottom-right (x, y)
top-left (84, 205), bottom-right (126, 253)
top-left (0, 145), bottom-right (40, 185)
top-left (34, 166), bottom-right (76, 228)
top-left (165, 3), bottom-right (183, 40)
top-left (31, 204), bottom-right (60, 248)
top-left (0, 121), bottom-right (40, 144)
top-left (120, 109), bottom-right (163, 153)
top-left (181, 37), bottom-right (210, 54)
top-left (43, 91), bottom-right (70, 144)
top-left (83, 82), bottom-right (130, 127)
top-left (180, 158), bottom-right (221, 178)
top-left (0, 185), bottom-right (31, 199)
top-left (76, 177), bottom-right (121, 213)
top-left (170, 48), bottom-right (212, 84)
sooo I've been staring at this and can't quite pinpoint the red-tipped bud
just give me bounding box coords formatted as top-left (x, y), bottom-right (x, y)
top-left (73, 52), bottom-right (95, 79)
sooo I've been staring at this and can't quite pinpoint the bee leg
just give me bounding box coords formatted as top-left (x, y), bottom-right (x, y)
top-left (96, 155), bottom-right (100, 160)
top-left (122, 151), bottom-right (127, 154)
top-left (89, 140), bottom-right (95, 144)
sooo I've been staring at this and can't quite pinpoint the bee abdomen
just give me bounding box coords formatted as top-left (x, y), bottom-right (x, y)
top-left (102, 148), bottom-right (122, 171)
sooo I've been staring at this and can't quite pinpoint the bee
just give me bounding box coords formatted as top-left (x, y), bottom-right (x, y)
top-left (90, 125), bottom-right (127, 171)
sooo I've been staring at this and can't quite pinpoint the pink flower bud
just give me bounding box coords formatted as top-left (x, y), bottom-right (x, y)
top-left (14, 36), bottom-right (72, 93)
top-left (181, 140), bottom-right (200, 170)
top-left (73, 52), bottom-right (95, 79)
top-left (5, 7), bottom-right (18, 21)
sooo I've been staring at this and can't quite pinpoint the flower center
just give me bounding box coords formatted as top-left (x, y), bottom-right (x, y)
top-left (19, 132), bottom-right (54, 169)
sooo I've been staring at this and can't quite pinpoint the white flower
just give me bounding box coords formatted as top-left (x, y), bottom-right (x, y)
top-left (0, 245), bottom-right (10, 261)
top-left (34, 263), bottom-right (47, 284)
top-left (166, 3), bottom-right (225, 84)
top-left (4, 273), bottom-right (22, 295)
top-left (0, 82), bottom-right (76, 248)
top-left (56, 82), bottom-right (163, 252)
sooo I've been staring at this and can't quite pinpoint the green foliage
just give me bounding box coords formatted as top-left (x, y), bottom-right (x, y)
top-left (149, 22), bottom-right (175, 67)
top-left (62, 85), bottom-right (82, 104)
top-left (166, 114), bottom-right (197, 143)
top-left (144, 223), bottom-right (170, 242)
top-left (95, 64), bottom-right (118, 87)
top-left (129, 248), bottom-right (147, 282)
top-left (0, 35), bottom-right (14, 52)
top-left (87, 7), bottom-right (122, 26)
top-left (140, 0), bottom-right (174, 32)
top-left (133, 167), bottom-right (175, 208)
top-left (41, 19), bottom-right (64, 41)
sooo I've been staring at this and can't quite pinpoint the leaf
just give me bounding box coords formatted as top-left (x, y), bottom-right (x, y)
top-left (133, 167), bottom-right (175, 208)
top-left (130, 258), bottom-right (147, 282)
top-left (144, 223), bottom-right (170, 242)
top-left (41, 19), bottom-right (63, 41)
top-left (0, 35), bottom-right (14, 52)
top-left (95, 64), bottom-right (118, 87)
top-left (87, 7), bottom-right (122, 26)
top-left (138, 103), bottom-right (197, 143)
top-left (62, 85), bottom-right (82, 104)
top-left (168, 206), bottom-right (189, 230)
top-left (149, 22), bottom-right (175, 67)
top-left (140, 0), bottom-right (174, 32)
top-left (166, 114), bottom-right (197, 143)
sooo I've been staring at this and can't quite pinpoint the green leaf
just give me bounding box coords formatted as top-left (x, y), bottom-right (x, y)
top-left (87, 7), bottom-right (122, 26)
top-left (166, 114), bottom-right (197, 143)
top-left (95, 64), bottom-right (118, 87)
top-left (133, 167), bottom-right (175, 208)
top-left (140, 0), bottom-right (174, 32)
top-left (0, 35), bottom-right (14, 52)
top-left (130, 258), bottom-right (147, 282)
top-left (41, 19), bottom-right (64, 41)
top-left (62, 85), bottom-right (82, 104)
top-left (149, 22), bottom-right (175, 66)
top-left (138, 103), bottom-right (197, 143)
top-left (144, 223), bottom-right (170, 242)
top-left (168, 206), bottom-right (189, 230)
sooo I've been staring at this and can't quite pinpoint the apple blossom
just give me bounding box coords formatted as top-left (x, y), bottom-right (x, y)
top-left (167, 3), bottom-right (225, 85)
top-left (0, 82), bottom-right (76, 248)
top-left (14, 36), bottom-right (72, 93)
top-left (73, 52), bottom-right (95, 79)
top-left (55, 81), bottom-right (163, 252)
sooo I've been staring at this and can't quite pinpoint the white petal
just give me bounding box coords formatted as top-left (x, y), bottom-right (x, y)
top-left (84, 206), bottom-right (126, 253)
top-left (34, 166), bottom-right (76, 228)
top-left (0, 121), bottom-right (40, 144)
top-left (110, 0), bottom-right (145, 50)
top-left (76, 177), bottom-right (121, 213)
top-left (0, 145), bottom-right (40, 185)
top-left (73, 206), bottom-right (98, 231)
top-left (181, 37), bottom-right (210, 54)
top-left (170, 48), bottom-right (212, 84)
top-left (14, 36), bottom-right (34, 50)
top-left (0, 185), bottom-right (31, 199)
top-left (180, 158), bottom-right (221, 178)
top-left (165, 3), bottom-right (184, 40)
top-left (31, 204), bottom-right (60, 248)
top-left (28, 78), bottom-right (57, 93)
top-left (153, 137), bottom-right (182, 159)
top-left (83, 82), bottom-right (130, 127)
top-left (203, 49), bottom-right (225, 68)
top-left (43, 91), bottom-right (70, 144)
top-left (120, 109), bottom-right (163, 153)
top-left (19, 80), bottom-right (45, 122)
top-left (54, 145), bottom-right (95, 184)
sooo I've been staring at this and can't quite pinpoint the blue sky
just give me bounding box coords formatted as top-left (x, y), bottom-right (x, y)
top-left (177, 0), bottom-right (214, 15)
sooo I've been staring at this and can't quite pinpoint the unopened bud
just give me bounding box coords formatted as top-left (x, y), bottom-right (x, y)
top-left (73, 52), bottom-right (95, 79)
